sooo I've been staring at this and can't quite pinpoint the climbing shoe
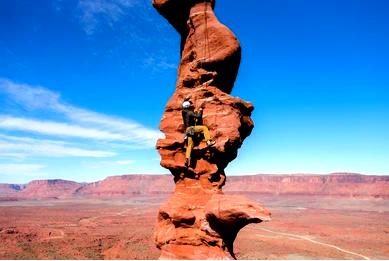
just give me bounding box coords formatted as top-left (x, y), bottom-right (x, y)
top-left (185, 158), bottom-right (190, 168)
top-left (206, 140), bottom-right (216, 147)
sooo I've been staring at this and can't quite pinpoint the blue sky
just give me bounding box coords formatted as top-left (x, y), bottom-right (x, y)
top-left (0, 0), bottom-right (388, 183)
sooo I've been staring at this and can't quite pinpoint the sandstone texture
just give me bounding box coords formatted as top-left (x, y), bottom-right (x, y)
top-left (152, 0), bottom-right (270, 259)
top-left (154, 180), bottom-right (271, 259)
top-left (154, 0), bottom-right (252, 182)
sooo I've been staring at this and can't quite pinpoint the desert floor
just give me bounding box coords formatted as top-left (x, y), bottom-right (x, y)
top-left (0, 194), bottom-right (388, 260)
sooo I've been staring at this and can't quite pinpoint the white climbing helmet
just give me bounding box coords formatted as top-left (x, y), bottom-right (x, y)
top-left (182, 100), bottom-right (191, 109)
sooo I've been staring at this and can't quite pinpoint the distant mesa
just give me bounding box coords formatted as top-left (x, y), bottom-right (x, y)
top-left (1, 173), bottom-right (388, 201)
top-left (0, 184), bottom-right (24, 200)
top-left (17, 179), bottom-right (81, 200)
top-left (75, 175), bottom-right (173, 198)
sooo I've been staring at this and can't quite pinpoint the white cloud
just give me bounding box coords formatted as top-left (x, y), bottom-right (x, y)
top-left (0, 164), bottom-right (46, 176)
top-left (82, 159), bottom-right (134, 169)
top-left (116, 159), bottom-right (134, 165)
top-left (0, 78), bottom-right (60, 110)
top-left (0, 78), bottom-right (162, 148)
top-left (78, 0), bottom-right (139, 35)
top-left (0, 152), bottom-right (27, 159)
top-left (74, 0), bottom-right (177, 72)
top-left (56, 105), bottom-right (161, 146)
top-left (0, 116), bottom-right (126, 141)
top-left (0, 134), bottom-right (116, 158)
top-left (142, 54), bottom-right (176, 72)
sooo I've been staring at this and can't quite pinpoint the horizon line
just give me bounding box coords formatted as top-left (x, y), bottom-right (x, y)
top-left (2, 171), bottom-right (388, 185)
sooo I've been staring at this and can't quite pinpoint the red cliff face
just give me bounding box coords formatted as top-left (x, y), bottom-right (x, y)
top-left (76, 175), bottom-right (174, 198)
top-left (0, 184), bottom-right (23, 198)
top-left (17, 179), bottom-right (81, 199)
top-left (224, 173), bottom-right (389, 198)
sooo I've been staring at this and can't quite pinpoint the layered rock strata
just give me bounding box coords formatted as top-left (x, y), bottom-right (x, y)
top-left (153, 0), bottom-right (271, 259)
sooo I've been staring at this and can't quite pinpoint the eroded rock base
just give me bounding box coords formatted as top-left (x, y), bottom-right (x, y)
top-left (154, 178), bottom-right (271, 259)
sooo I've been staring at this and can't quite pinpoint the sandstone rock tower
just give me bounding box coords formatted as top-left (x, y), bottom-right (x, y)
top-left (153, 0), bottom-right (271, 259)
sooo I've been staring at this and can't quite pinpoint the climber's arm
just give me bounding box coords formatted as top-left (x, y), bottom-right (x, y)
top-left (195, 109), bottom-right (203, 119)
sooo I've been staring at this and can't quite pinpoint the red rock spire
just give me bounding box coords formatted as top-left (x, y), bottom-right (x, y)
top-left (152, 0), bottom-right (271, 259)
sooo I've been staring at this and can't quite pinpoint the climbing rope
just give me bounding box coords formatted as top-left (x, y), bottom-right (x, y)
top-left (201, 0), bottom-right (211, 68)
top-left (187, 0), bottom-right (212, 70)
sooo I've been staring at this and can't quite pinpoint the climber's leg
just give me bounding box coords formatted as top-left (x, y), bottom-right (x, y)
top-left (193, 125), bottom-right (211, 141)
top-left (185, 136), bottom-right (193, 167)
top-left (194, 125), bottom-right (215, 147)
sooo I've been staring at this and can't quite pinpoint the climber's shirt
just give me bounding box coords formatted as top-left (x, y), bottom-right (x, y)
top-left (182, 108), bottom-right (203, 129)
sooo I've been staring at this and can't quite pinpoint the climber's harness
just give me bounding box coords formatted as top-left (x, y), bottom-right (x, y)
top-left (185, 126), bottom-right (195, 138)
top-left (184, 116), bottom-right (199, 141)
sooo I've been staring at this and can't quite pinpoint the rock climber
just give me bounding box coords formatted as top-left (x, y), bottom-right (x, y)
top-left (182, 98), bottom-right (216, 168)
